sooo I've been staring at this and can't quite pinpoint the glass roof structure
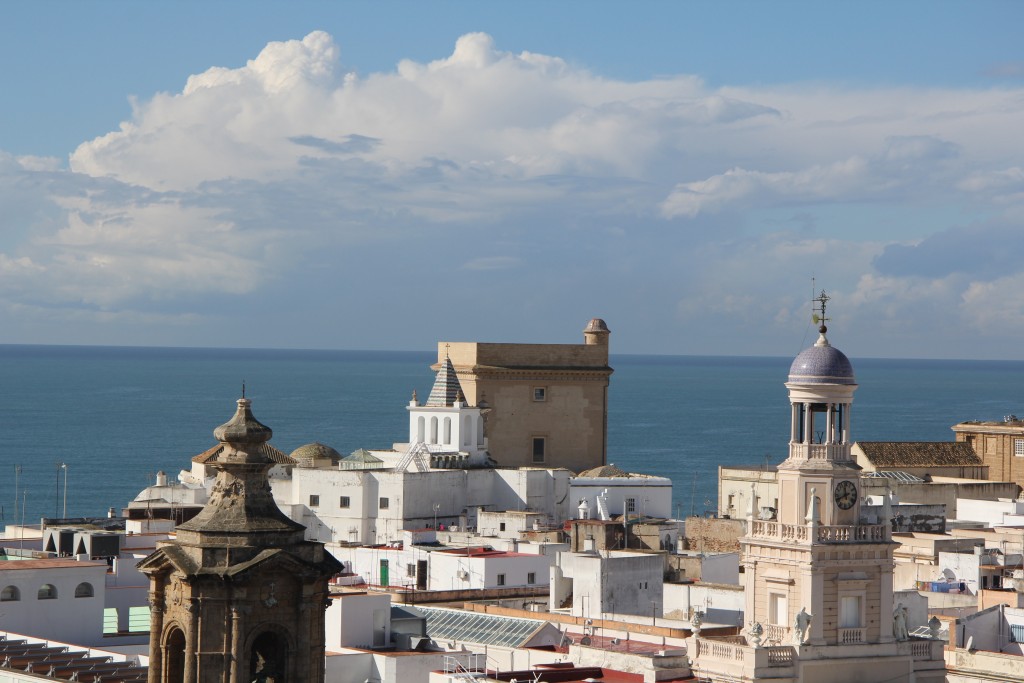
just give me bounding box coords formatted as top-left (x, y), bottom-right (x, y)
top-left (421, 606), bottom-right (548, 648)
top-left (864, 471), bottom-right (925, 483)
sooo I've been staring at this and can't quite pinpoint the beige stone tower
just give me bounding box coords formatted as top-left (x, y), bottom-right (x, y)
top-left (438, 318), bottom-right (613, 472)
top-left (139, 397), bottom-right (341, 683)
top-left (741, 314), bottom-right (901, 651)
top-left (689, 294), bottom-right (944, 683)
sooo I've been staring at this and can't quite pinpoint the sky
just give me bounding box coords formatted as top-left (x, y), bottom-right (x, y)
top-left (1, 1), bottom-right (1024, 359)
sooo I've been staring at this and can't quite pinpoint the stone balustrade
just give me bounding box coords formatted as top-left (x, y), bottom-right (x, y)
top-left (764, 624), bottom-right (791, 645)
top-left (788, 443), bottom-right (852, 462)
top-left (749, 521), bottom-right (888, 544)
top-left (838, 627), bottom-right (866, 644)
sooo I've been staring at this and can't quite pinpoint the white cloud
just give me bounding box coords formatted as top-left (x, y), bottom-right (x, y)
top-left (462, 256), bottom-right (521, 271)
top-left (3, 32), bottom-right (1024, 353)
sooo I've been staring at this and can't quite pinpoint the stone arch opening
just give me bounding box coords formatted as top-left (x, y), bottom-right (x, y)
top-left (164, 627), bottom-right (186, 683)
top-left (249, 630), bottom-right (288, 682)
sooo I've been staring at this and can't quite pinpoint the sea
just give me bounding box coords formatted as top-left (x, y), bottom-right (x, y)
top-left (2, 344), bottom-right (1024, 527)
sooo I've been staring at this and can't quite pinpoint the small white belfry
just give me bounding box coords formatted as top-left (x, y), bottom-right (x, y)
top-left (406, 352), bottom-right (488, 467)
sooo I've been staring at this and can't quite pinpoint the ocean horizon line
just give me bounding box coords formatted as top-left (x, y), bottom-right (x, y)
top-left (2, 341), bottom-right (1023, 368)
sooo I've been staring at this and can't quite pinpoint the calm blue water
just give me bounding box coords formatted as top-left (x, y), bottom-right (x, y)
top-left (2, 345), bottom-right (1023, 525)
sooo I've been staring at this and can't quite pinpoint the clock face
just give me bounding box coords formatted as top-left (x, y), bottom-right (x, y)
top-left (834, 480), bottom-right (858, 510)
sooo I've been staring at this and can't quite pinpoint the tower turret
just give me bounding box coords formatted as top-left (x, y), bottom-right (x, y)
top-left (139, 396), bottom-right (341, 683)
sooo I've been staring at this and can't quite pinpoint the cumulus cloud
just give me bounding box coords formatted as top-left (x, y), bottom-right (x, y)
top-left (873, 219), bottom-right (1024, 280)
top-left (3, 31), bottom-right (1024, 353)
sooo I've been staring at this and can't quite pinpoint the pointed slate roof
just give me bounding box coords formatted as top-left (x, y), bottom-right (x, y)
top-left (426, 354), bottom-right (465, 407)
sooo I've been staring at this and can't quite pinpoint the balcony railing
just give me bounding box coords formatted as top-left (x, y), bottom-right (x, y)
top-left (788, 443), bottom-right (853, 462)
top-left (838, 627), bottom-right (865, 644)
top-left (749, 521), bottom-right (888, 544)
top-left (764, 624), bottom-right (791, 645)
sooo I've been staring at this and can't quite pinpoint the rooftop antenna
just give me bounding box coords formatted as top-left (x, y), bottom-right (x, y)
top-left (242, 381), bottom-right (246, 398)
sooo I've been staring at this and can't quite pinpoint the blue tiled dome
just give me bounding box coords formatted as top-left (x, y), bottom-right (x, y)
top-left (788, 335), bottom-right (855, 385)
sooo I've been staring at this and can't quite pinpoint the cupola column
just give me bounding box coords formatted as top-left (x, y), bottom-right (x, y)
top-left (825, 404), bottom-right (835, 444)
top-left (803, 402), bottom-right (812, 443)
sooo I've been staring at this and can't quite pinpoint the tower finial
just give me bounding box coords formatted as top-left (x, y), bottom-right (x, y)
top-left (242, 380), bottom-right (246, 398)
top-left (812, 290), bottom-right (830, 334)
top-left (444, 343), bottom-right (451, 358)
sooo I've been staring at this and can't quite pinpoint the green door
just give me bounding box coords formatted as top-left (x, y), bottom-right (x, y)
top-left (380, 559), bottom-right (389, 587)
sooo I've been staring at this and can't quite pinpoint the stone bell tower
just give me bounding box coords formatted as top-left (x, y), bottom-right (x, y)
top-left (139, 396), bottom-right (341, 683)
top-left (742, 291), bottom-right (895, 648)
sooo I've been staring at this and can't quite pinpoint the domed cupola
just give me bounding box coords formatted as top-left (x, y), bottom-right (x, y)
top-left (776, 290), bottom-right (862, 528)
top-left (788, 325), bottom-right (855, 385)
top-left (783, 291), bottom-right (859, 467)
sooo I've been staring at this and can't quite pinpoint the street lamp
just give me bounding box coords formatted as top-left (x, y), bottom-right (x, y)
top-left (433, 502), bottom-right (440, 530)
top-left (61, 463), bottom-right (69, 518)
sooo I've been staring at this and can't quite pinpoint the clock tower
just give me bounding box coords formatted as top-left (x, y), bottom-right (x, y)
top-left (690, 292), bottom-right (945, 682)
top-left (741, 292), bottom-right (895, 648)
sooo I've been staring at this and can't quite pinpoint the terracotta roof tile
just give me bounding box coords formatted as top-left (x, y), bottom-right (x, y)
top-left (856, 441), bottom-right (981, 468)
top-left (191, 443), bottom-right (296, 465)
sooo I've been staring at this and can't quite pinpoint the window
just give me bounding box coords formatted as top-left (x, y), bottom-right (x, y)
top-left (533, 387), bottom-right (546, 402)
top-left (527, 572), bottom-right (536, 584)
top-left (339, 496), bottom-right (350, 508)
top-left (309, 495), bottom-right (320, 507)
top-left (379, 497), bottom-right (390, 509)
top-left (769, 593), bottom-right (787, 626)
top-left (1, 585), bottom-right (19, 602)
top-left (38, 584), bottom-right (58, 600)
top-left (532, 437), bottom-right (546, 463)
top-left (626, 497), bottom-right (637, 514)
top-left (839, 596), bottom-right (862, 628)
top-left (75, 582), bottom-right (94, 598)
top-left (407, 563), bottom-right (416, 577)
top-left (1015, 439), bottom-right (1024, 457)
top-left (497, 574), bottom-right (506, 586)
top-left (499, 522), bottom-right (506, 532)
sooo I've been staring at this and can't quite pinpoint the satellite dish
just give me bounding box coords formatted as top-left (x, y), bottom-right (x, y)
top-left (580, 636), bottom-right (592, 646)
top-left (966, 636), bottom-right (974, 651)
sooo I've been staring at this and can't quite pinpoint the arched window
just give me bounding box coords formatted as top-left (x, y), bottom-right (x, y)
top-left (1, 585), bottom-right (19, 601)
top-left (249, 631), bottom-right (288, 681)
top-left (417, 416), bottom-right (425, 442)
top-left (165, 627), bottom-right (186, 683)
top-left (37, 584), bottom-right (58, 600)
top-left (463, 416), bottom-right (472, 446)
top-left (430, 416), bottom-right (438, 444)
top-left (75, 582), bottom-right (94, 598)
top-left (443, 417), bottom-right (452, 445)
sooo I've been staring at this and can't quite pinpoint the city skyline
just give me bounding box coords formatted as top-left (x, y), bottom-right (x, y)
top-left (2, 1), bottom-right (1023, 358)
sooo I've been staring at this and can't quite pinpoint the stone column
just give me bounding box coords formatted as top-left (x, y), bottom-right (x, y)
top-left (803, 403), bottom-right (812, 443)
top-left (229, 606), bottom-right (242, 683)
top-left (148, 588), bottom-right (165, 683)
top-left (184, 600), bottom-right (199, 683)
top-left (825, 404), bottom-right (835, 445)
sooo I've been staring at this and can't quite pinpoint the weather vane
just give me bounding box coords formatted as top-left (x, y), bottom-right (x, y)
top-left (812, 290), bottom-right (830, 331)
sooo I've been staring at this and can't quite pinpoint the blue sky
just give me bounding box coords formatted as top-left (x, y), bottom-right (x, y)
top-left (2, 1), bottom-right (1024, 358)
